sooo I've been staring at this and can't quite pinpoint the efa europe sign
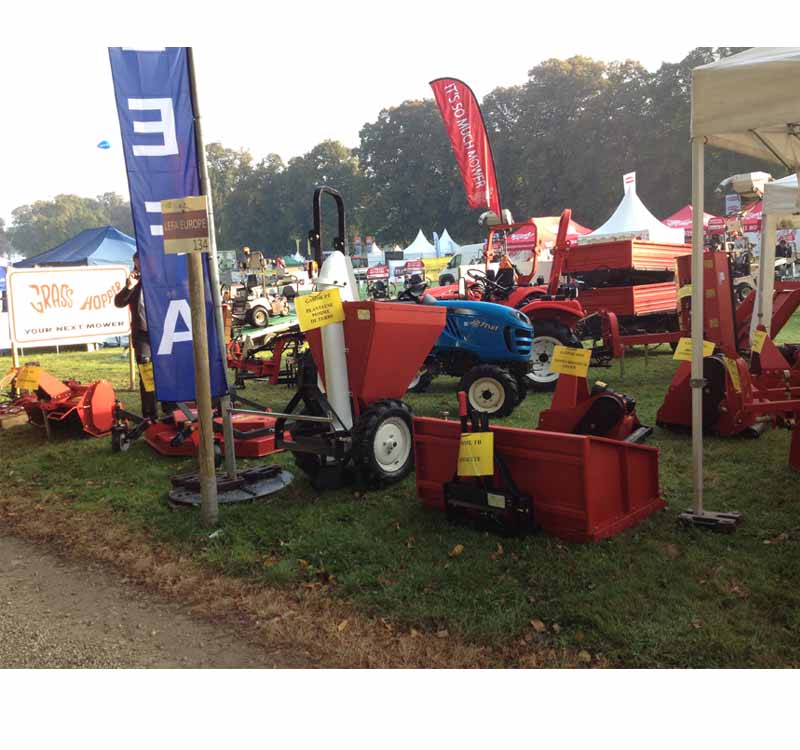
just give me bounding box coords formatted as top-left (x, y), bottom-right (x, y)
top-left (108, 47), bottom-right (227, 402)
top-left (7, 266), bottom-right (130, 346)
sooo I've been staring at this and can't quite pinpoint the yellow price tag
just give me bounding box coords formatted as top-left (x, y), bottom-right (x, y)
top-left (678, 284), bottom-right (692, 300)
top-left (138, 362), bottom-right (155, 393)
top-left (672, 338), bottom-right (715, 362)
top-left (723, 356), bottom-right (742, 393)
top-left (550, 345), bottom-right (592, 378)
top-left (457, 432), bottom-right (494, 477)
top-left (15, 365), bottom-right (41, 392)
top-left (751, 329), bottom-right (768, 354)
top-left (295, 288), bottom-right (345, 332)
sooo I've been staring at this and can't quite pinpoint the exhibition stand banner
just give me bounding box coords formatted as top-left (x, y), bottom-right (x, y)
top-left (7, 266), bottom-right (130, 347)
top-left (430, 77), bottom-right (502, 216)
top-left (108, 46), bottom-right (227, 402)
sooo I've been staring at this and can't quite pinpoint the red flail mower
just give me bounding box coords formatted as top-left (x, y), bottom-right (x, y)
top-left (3, 366), bottom-right (116, 438)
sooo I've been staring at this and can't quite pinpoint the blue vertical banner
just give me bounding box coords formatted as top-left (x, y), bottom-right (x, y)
top-left (108, 47), bottom-right (227, 401)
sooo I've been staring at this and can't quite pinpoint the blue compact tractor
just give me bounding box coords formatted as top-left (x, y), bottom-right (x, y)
top-left (405, 294), bottom-right (533, 417)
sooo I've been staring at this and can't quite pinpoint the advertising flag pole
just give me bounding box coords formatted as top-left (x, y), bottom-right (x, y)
top-left (187, 47), bottom-right (237, 481)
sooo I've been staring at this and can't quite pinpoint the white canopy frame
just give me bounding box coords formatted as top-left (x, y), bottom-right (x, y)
top-left (690, 48), bottom-right (800, 520)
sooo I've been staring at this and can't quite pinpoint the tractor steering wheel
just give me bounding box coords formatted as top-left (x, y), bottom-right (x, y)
top-left (396, 281), bottom-right (429, 303)
top-left (467, 268), bottom-right (504, 298)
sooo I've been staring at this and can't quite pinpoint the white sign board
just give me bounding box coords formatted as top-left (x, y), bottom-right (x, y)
top-left (725, 194), bottom-right (742, 216)
top-left (7, 265), bottom-right (131, 347)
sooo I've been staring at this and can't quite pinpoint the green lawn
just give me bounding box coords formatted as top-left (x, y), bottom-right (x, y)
top-left (2, 314), bottom-right (799, 667)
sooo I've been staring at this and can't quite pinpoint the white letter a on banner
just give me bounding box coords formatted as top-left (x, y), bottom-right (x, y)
top-left (157, 299), bottom-right (194, 355)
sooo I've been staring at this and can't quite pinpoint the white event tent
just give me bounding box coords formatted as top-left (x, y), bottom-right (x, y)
top-left (580, 173), bottom-right (685, 245)
top-left (437, 229), bottom-right (460, 255)
top-left (689, 47), bottom-right (800, 519)
top-left (402, 229), bottom-right (436, 259)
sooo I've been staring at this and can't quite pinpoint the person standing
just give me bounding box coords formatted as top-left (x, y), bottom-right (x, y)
top-left (114, 251), bottom-right (158, 420)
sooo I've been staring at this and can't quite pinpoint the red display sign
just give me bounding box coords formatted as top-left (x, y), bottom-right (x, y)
top-left (366, 265), bottom-right (389, 280)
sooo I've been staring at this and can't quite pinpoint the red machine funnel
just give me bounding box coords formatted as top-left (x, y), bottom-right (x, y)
top-left (306, 301), bottom-right (445, 414)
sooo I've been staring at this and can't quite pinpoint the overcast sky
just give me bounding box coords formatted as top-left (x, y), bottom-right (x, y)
top-left (0, 1), bottom-right (776, 226)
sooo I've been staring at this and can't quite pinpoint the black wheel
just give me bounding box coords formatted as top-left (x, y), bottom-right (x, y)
top-left (459, 364), bottom-right (519, 417)
top-left (111, 426), bottom-right (130, 453)
top-left (351, 399), bottom-right (414, 485)
top-left (407, 368), bottom-right (434, 394)
top-left (512, 371), bottom-right (528, 406)
top-left (250, 305), bottom-right (269, 328)
top-left (528, 321), bottom-right (582, 392)
top-left (440, 274), bottom-right (455, 286)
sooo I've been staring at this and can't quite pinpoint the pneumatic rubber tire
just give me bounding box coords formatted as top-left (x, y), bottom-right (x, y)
top-left (528, 321), bottom-right (582, 392)
top-left (351, 399), bottom-right (414, 486)
top-left (459, 364), bottom-right (519, 418)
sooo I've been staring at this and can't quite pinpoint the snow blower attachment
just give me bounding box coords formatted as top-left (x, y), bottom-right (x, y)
top-left (273, 187), bottom-right (446, 490)
top-left (3, 365), bottom-right (116, 438)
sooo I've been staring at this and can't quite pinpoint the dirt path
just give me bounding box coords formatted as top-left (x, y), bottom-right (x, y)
top-left (0, 534), bottom-right (315, 668)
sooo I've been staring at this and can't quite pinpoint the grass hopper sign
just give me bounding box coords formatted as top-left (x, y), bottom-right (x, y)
top-left (7, 266), bottom-right (131, 346)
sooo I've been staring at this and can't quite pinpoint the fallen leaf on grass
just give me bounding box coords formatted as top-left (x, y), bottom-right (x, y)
top-left (578, 650), bottom-right (592, 664)
top-left (490, 543), bottom-right (505, 561)
top-left (448, 544), bottom-right (465, 558)
top-left (690, 618), bottom-right (704, 629)
top-left (337, 619), bottom-right (349, 632)
top-left (530, 619), bottom-right (546, 633)
top-left (662, 543), bottom-right (681, 560)
top-left (552, 623), bottom-right (561, 634)
top-left (764, 532), bottom-right (789, 545)
top-left (436, 629), bottom-right (449, 638)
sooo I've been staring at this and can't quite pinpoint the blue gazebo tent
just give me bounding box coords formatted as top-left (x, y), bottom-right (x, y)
top-left (14, 226), bottom-right (136, 269)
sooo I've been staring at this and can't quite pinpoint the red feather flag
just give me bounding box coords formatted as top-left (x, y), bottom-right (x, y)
top-left (430, 77), bottom-right (502, 216)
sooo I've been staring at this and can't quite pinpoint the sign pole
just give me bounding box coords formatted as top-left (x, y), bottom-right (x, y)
top-left (186, 47), bottom-right (237, 481)
top-left (186, 249), bottom-right (219, 527)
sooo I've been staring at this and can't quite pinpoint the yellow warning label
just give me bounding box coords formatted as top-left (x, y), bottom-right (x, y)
top-left (752, 329), bottom-right (768, 354)
top-left (678, 284), bottom-right (692, 300)
top-left (457, 432), bottom-right (494, 477)
top-left (550, 345), bottom-right (592, 378)
top-left (723, 356), bottom-right (742, 393)
top-left (15, 365), bottom-right (41, 392)
top-left (138, 362), bottom-right (155, 393)
top-left (295, 288), bottom-right (345, 332)
top-left (673, 338), bottom-right (715, 362)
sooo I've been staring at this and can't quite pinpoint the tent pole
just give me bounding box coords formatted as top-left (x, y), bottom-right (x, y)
top-left (690, 137), bottom-right (705, 516)
top-left (187, 47), bottom-right (237, 481)
top-left (679, 137), bottom-right (742, 532)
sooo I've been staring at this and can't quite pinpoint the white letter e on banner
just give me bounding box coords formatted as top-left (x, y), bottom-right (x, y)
top-left (157, 299), bottom-right (194, 355)
top-left (128, 98), bottom-right (179, 157)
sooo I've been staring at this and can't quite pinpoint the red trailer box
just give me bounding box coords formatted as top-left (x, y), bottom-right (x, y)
top-left (413, 417), bottom-right (665, 543)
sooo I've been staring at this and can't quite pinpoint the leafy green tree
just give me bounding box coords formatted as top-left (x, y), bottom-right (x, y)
top-left (205, 143), bottom-right (253, 251)
top-left (0, 217), bottom-right (14, 258)
top-left (7, 194), bottom-right (134, 257)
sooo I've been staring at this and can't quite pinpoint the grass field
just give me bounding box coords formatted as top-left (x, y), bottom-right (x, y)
top-left (2, 314), bottom-right (799, 667)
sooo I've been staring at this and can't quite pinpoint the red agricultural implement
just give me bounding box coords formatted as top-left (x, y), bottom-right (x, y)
top-left (272, 187), bottom-right (447, 490)
top-left (2, 366), bottom-right (116, 438)
top-left (226, 327), bottom-right (306, 389)
top-left (111, 396), bottom-right (287, 460)
top-left (657, 250), bottom-right (800, 471)
top-left (413, 376), bottom-right (663, 542)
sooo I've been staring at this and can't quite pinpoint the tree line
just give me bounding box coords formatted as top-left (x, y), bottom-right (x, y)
top-left (5, 47), bottom-right (780, 259)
